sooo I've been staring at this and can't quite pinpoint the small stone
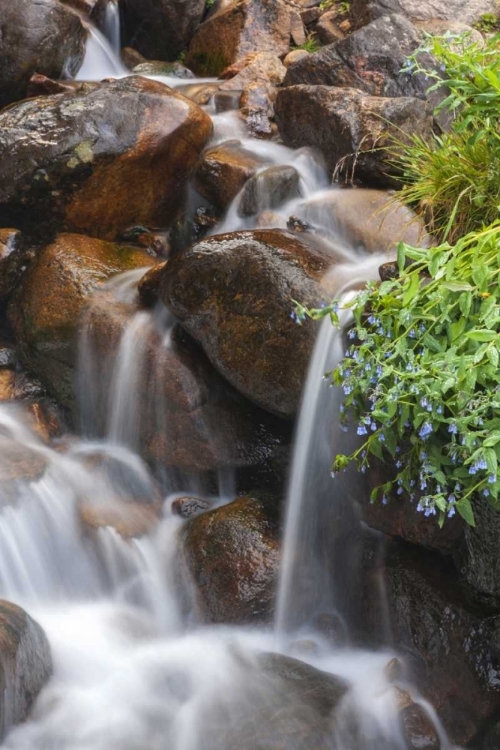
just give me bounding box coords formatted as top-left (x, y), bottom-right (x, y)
top-left (171, 495), bottom-right (210, 519)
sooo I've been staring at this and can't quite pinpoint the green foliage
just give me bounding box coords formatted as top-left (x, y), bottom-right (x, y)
top-left (319, 0), bottom-right (350, 13)
top-left (292, 36), bottom-right (322, 54)
top-left (395, 32), bottom-right (500, 241)
top-left (206, 0), bottom-right (215, 6)
top-left (301, 224), bottom-right (500, 527)
top-left (474, 12), bottom-right (500, 32)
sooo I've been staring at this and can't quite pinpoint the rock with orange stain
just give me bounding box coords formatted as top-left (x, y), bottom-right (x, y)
top-left (8, 233), bottom-right (155, 409)
top-left (79, 501), bottom-right (160, 539)
top-left (187, 0), bottom-right (293, 76)
top-left (0, 77), bottom-right (213, 241)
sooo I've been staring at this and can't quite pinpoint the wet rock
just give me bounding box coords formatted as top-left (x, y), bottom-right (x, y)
top-left (484, 720), bottom-right (500, 750)
top-left (0, 438), bottom-right (48, 504)
top-left (194, 141), bottom-right (267, 211)
top-left (239, 81), bottom-right (278, 139)
top-left (121, 47), bottom-right (147, 69)
top-left (0, 77), bottom-right (213, 241)
top-left (79, 501), bottom-right (160, 539)
top-left (219, 52), bottom-right (287, 91)
top-left (23, 401), bottom-right (63, 442)
top-left (171, 495), bottom-right (211, 519)
top-left (122, 0), bottom-right (207, 61)
top-left (395, 687), bottom-right (441, 750)
top-left (0, 229), bottom-right (29, 301)
top-left (132, 62), bottom-right (196, 79)
top-left (137, 262), bottom-right (168, 308)
top-left (84, 292), bottom-right (292, 476)
top-left (213, 90), bottom-right (243, 112)
top-left (316, 10), bottom-right (346, 43)
top-left (8, 234), bottom-right (154, 410)
top-left (238, 166), bottom-right (301, 216)
top-left (455, 495), bottom-right (500, 600)
top-left (60, 0), bottom-right (108, 24)
top-left (275, 85), bottom-right (433, 186)
top-left (0, 371), bottom-right (16, 402)
top-left (175, 82), bottom-right (220, 106)
top-left (0, 343), bottom-right (16, 370)
top-left (0, 0), bottom-right (86, 108)
top-left (378, 542), bottom-right (500, 747)
top-left (26, 74), bottom-right (82, 99)
top-left (298, 189), bottom-right (430, 254)
top-left (187, 0), bottom-right (293, 76)
top-left (283, 14), bottom-right (432, 101)
top-left (0, 601), bottom-right (52, 740)
top-left (158, 229), bottom-right (339, 416)
top-left (181, 494), bottom-right (281, 623)
top-left (350, 0), bottom-right (497, 28)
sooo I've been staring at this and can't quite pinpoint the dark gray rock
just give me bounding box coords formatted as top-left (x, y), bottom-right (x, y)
top-left (238, 165), bottom-right (301, 216)
top-left (0, 0), bottom-right (86, 109)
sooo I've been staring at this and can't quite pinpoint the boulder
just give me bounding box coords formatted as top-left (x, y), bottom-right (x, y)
top-left (60, 0), bottom-right (108, 25)
top-left (239, 81), bottom-right (278, 139)
top-left (455, 495), bottom-right (500, 601)
top-left (375, 542), bottom-right (500, 747)
top-left (0, 0), bottom-right (86, 109)
top-left (315, 10), bottom-right (346, 44)
top-left (187, 0), bottom-right (293, 76)
top-left (82, 291), bottom-right (291, 476)
top-left (171, 495), bottom-right (211, 519)
top-left (132, 62), bottom-right (196, 79)
top-left (0, 601), bottom-right (52, 740)
top-left (0, 230), bottom-right (28, 301)
top-left (283, 14), bottom-right (430, 100)
top-left (80, 501), bottom-right (160, 539)
top-left (297, 189), bottom-right (430, 253)
top-left (8, 233), bottom-right (154, 410)
top-left (275, 85), bottom-right (433, 186)
top-left (181, 494), bottom-right (281, 623)
top-left (194, 141), bottom-right (267, 210)
top-left (122, 0), bottom-right (207, 61)
top-left (158, 229), bottom-right (341, 416)
top-left (350, 0), bottom-right (497, 29)
top-left (0, 77), bottom-right (213, 241)
top-left (284, 50), bottom-right (311, 67)
top-left (219, 53), bottom-right (287, 91)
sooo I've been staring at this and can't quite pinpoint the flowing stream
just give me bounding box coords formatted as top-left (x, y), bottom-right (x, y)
top-left (0, 25), bottom-right (457, 750)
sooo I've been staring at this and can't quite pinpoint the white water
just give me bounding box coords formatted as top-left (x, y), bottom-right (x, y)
top-left (0, 26), bottom-right (458, 750)
top-left (103, 0), bottom-right (121, 54)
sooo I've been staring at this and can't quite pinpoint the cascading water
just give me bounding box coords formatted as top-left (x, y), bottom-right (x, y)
top-left (0, 26), bottom-right (459, 750)
top-left (103, 0), bottom-right (121, 54)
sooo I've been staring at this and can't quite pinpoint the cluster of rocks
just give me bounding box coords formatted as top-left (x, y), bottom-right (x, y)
top-left (1, 0), bottom-right (500, 746)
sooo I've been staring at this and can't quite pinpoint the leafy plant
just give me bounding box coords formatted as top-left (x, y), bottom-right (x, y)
top-left (292, 36), bottom-right (322, 54)
top-left (297, 225), bottom-right (500, 527)
top-left (474, 12), bottom-right (500, 32)
top-left (394, 32), bottom-right (500, 241)
top-left (319, 0), bottom-right (350, 14)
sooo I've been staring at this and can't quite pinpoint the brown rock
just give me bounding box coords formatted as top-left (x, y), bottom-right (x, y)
top-left (0, 371), bottom-right (15, 401)
top-left (275, 85), bottom-right (433, 186)
top-left (26, 74), bottom-right (81, 98)
top-left (0, 229), bottom-right (27, 301)
top-left (181, 494), bottom-right (281, 623)
top-left (0, 438), bottom-right (48, 495)
top-left (299, 189), bottom-right (430, 254)
top-left (240, 81), bottom-right (278, 139)
top-left (0, 0), bottom-right (86, 108)
top-left (316, 10), bottom-right (345, 43)
top-left (174, 82), bottom-right (220, 106)
top-left (8, 233), bottom-right (154, 409)
top-left (132, 61), bottom-right (195, 79)
top-left (376, 542), bottom-right (500, 746)
top-left (219, 53), bottom-right (287, 91)
top-left (79, 501), bottom-right (160, 539)
top-left (213, 90), bottom-right (243, 112)
top-left (187, 0), bottom-right (292, 76)
top-left (158, 229), bottom-right (340, 416)
top-left (194, 141), bottom-right (267, 210)
top-left (238, 165), bottom-right (301, 216)
top-left (121, 47), bottom-right (147, 69)
top-left (122, 0), bottom-right (207, 61)
top-left (83, 291), bottom-right (292, 475)
top-left (0, 77), bottom-right (213, 241)
top-left (290, 10), bottom-right (307, 45)
top-left (0, 601), bottom-right (52, 740)
top-left (137, 262), bottom-right (168, 307)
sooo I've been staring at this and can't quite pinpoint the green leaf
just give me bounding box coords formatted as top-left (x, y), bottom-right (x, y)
top-left (465, 329), bottom-right (498, 341)
top-left (487, 347), bottom-right (499, 368)
top-left (402, 273), bottom-right (420, 306)
top-left (483, 430), bottom-right (500, 448)
top-left (456, 498), bottom-right (476, 527)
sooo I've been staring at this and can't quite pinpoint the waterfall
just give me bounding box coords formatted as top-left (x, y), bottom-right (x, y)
top-left (76, 25), bottom-right (128, 80)
top-left (103, 0), bottom-right (121, 54)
